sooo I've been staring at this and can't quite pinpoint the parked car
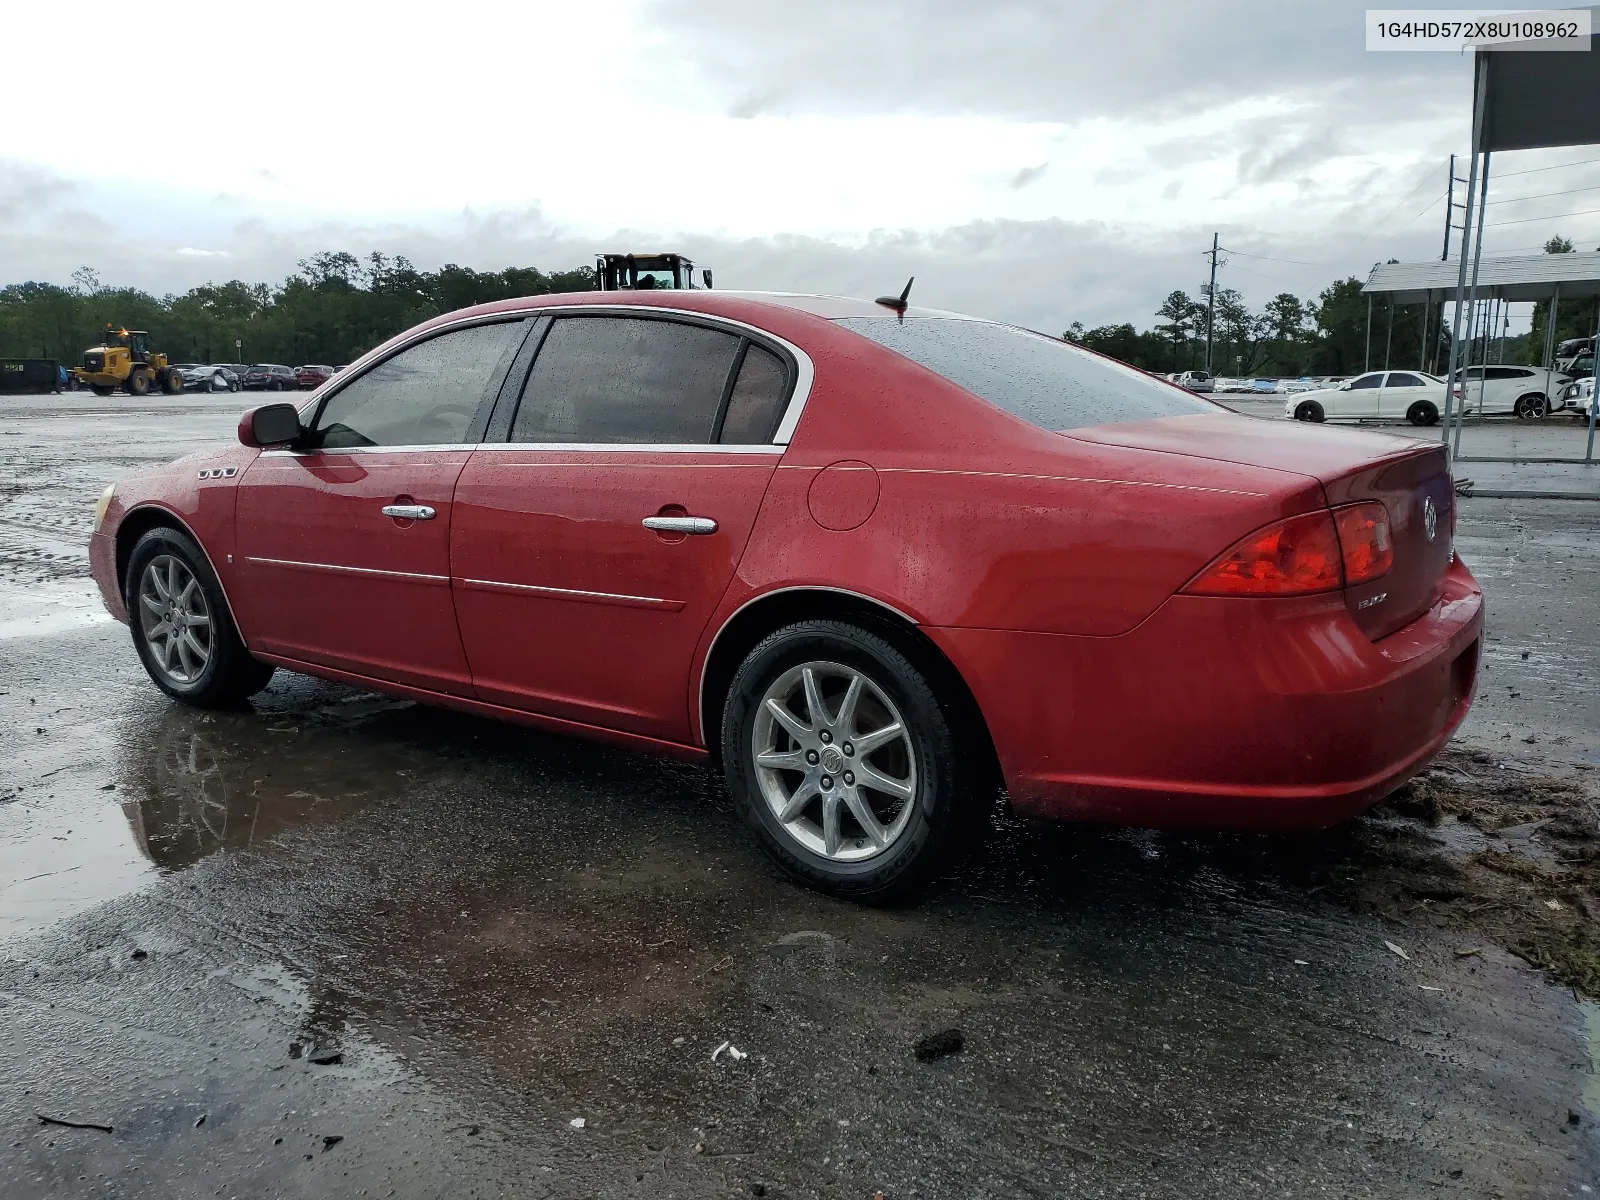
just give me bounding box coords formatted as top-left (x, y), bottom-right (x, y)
top-left (1250, 378), bottom-right (1279, 393)
top-left (1276, 378), bottom-right (1320, 394)
top-left (1451, 365), bottom-right (1569, 417)
top-left (1176, 369), bottom-right (1215, 393)
top-left (1287, 369), bottom-right (1447, 426)
top-left (87, 291), bottom-right (1481, 901)
top-left (243, 364), bottom-right (298, 391)
top-left (295, 364), bottom-right (335, 389)
top-left (1564, 376), bottom-right (1596, 419)
top-left (174, 364), bottom-right (240, 393)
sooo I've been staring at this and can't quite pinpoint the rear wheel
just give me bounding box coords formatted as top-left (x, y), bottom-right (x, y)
top-left (1293, 400), bottom-right (1325, 423)
top-left (159, 367), bottom-right (184, 395)
top-left (126, 368), bottom-right (152, 397)
top-left (125, 526), bottom-right (275, 706)
top-left (1407, 400), bottom-right (1439, 426)
top-left (90, 384), bottom-right (114, 397)
top-left (722, 620), bottom-right (976, 902)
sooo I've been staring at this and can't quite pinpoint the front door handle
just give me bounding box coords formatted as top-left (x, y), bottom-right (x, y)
top-left (642, 515), bottom-right (717, 535)
top-left (382, 504), bottom-right (436, 520)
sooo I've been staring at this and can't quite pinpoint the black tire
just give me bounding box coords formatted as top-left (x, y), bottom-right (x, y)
top-left (721, 620), bottom-right (977, 902)
top-left (1293, 400), bottom-right (1325, 423)
top-left (1407, 400), bottom-right (1439, 427)
top-left (124, 526), bottom-right (275, 707)
top-left (90, 384), bottom-right (115, 397)
top-left (159, 367), bottom-right (184, 395)
top-left (126, 369), bottom-right (152, 397)
top-left (1514, 393), bottom-right (1547, 419)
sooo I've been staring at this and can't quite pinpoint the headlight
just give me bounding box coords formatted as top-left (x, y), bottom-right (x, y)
top-left (92, 484), bottom-right (115, 533)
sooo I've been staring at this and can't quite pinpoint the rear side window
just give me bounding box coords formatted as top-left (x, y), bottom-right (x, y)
top-left (835, 317), bottom-right (1213, 431)
top-left (718, 344), bottom-right (790, 443)
top-left (1386, 372), bottom-right (1425, 387)
top-left (311, 321), bottom-right (520, 448)
top-left (511, 316), bottom-right (743, 444)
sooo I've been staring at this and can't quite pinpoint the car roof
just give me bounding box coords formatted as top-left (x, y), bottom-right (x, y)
top-left (437, 289), bottom-right (991, 327)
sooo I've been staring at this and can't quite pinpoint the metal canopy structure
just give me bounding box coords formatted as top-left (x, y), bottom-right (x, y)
top-left (1438, 13), bottom-right (1600, 468)
top-left (1364, 253), bottom-right (1600, 304)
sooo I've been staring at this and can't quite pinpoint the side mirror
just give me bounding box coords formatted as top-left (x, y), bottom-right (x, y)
top-left (701, 269), bottom-right (713, 289)
top-left (238, 402), bottom-right (302, 448)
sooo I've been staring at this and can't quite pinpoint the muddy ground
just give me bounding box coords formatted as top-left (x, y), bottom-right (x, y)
top-left (4, 392), bottom-right (1600, 1197)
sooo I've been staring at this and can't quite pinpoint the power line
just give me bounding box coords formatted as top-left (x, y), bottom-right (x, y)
top-left (1217, 247), bottom-right (1332, 268)
top-left (1489, 154), bottom-right (1600, 179)
top-left (1484, 204), bottom-right (1600, 228)
top-left (1488, 180), bottom-right (1600, 206)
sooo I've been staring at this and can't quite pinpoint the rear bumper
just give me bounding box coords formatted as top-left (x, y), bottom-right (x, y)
top-left (928, 556), bottom-right (1483, 830)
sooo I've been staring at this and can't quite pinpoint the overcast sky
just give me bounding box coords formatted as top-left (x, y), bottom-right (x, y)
top-left (6, 0), bottom-right (1599, 332)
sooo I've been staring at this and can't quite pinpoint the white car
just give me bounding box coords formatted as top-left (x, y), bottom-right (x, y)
top-left (1276, 378), bottom-right (1319, 394)
top-left (1285, 369), bottom-right (1446, 426)
top-left (1177, 370), bottom-right (1215, 393)
top-left (1563, 376), bottom-right (1596, 419)
top-left (1452, 365), bottom-right (1568, 417)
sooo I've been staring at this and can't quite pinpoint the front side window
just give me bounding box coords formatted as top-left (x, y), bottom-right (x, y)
top-left (510, 316), bottom-right (743, 444)
top-left (310, 321), bottom-right (521, 449)
top-left (836, 317), bottom-right (1212, 432)
top-left (1348, 373), bottom-right (1383, 390)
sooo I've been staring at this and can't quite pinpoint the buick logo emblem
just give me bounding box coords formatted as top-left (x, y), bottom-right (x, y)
top-left (1423, 496), bottom-right (1437, 543)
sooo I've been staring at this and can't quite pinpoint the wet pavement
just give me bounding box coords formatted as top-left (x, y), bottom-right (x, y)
top-left (4, 392), bottom-right (1600, 1197)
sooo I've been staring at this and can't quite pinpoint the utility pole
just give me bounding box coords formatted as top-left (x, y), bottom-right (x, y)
top-left (1204, 232), bottom-right (1220, 373)
top-left (1442, 154), bottom-right (1457, 261)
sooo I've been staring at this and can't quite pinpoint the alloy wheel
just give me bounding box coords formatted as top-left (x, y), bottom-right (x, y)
top-left (137, 554), bottom-right (213, 684)
top-left (752, 660), bottom-right (918, 862)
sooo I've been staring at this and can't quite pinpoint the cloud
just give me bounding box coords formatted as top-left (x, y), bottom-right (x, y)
top-left (1009, 163), bottom-right (1048, 189)
top-left (643, 0), bottom-right (1466, 126)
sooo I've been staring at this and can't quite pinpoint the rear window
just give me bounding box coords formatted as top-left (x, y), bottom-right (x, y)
top-left (835, 317), bottom-right (1214, 431)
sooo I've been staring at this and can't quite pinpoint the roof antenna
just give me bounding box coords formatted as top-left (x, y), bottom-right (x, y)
top-left (875, 276), bottom-right (914, 313)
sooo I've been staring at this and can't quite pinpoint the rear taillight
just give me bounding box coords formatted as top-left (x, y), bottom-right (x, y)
top-left (1183, 510), bottom-right (1343, 596)
top-left (1333, 501), bottom-right (1392, 585)
top-left (1184, 503), bottom-right (1393, 597)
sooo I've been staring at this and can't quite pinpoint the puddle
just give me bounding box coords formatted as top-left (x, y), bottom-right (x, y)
top-left (0, 577), bottom-right (111, 640)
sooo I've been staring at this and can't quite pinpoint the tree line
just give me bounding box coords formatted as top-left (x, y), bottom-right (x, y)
top-left (1065, 237), bottom-right (1600, 379)
top-left (0, 252), bottom-right (596, 368)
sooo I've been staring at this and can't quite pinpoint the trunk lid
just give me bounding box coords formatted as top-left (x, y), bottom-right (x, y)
top-left (1070, 413), bottom-right (1454, 639)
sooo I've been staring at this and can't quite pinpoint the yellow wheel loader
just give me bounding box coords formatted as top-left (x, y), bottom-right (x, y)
top-left (75, 327), bottom-right (184, 397)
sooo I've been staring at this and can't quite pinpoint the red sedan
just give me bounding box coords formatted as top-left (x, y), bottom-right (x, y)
top-left (88, 291), bottom-right (1482, 900)
top-left (294, 364), bottom-right (335, 389)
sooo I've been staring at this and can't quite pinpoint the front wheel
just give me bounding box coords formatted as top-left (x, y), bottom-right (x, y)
top-left (722, 620), bottom-right (976, 902)
top-left (1514, 393), bottom-right (1548, 419)
top-left (125, 526), bottom-right (275, 706)
top-left (1407, 400), bottom-right (1439, 427)
top-left (1293, 400), bottom-right (1325, 423)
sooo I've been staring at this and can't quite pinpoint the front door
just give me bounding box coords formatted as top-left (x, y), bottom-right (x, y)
top-left (232, 318), bottom-right (526, 693)
top-left (450, 313), bottom-right (795, 742)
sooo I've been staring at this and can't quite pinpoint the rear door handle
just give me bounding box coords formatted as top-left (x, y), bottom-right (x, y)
top-left (642, 515), bottom-right (717, 535)
top-left (382, 504), bottom-right (436, 520)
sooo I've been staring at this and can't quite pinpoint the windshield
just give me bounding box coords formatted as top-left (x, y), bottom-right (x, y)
top-left (835, 316), bottom-right (1216, 432)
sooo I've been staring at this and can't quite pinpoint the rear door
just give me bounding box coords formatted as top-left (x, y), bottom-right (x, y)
top-left (232, 318), bottom-right (528, 693)
top-left (450, 312), bottom-right (795, 742)
top-left (1378, 371), bottom-right (1431, 420)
